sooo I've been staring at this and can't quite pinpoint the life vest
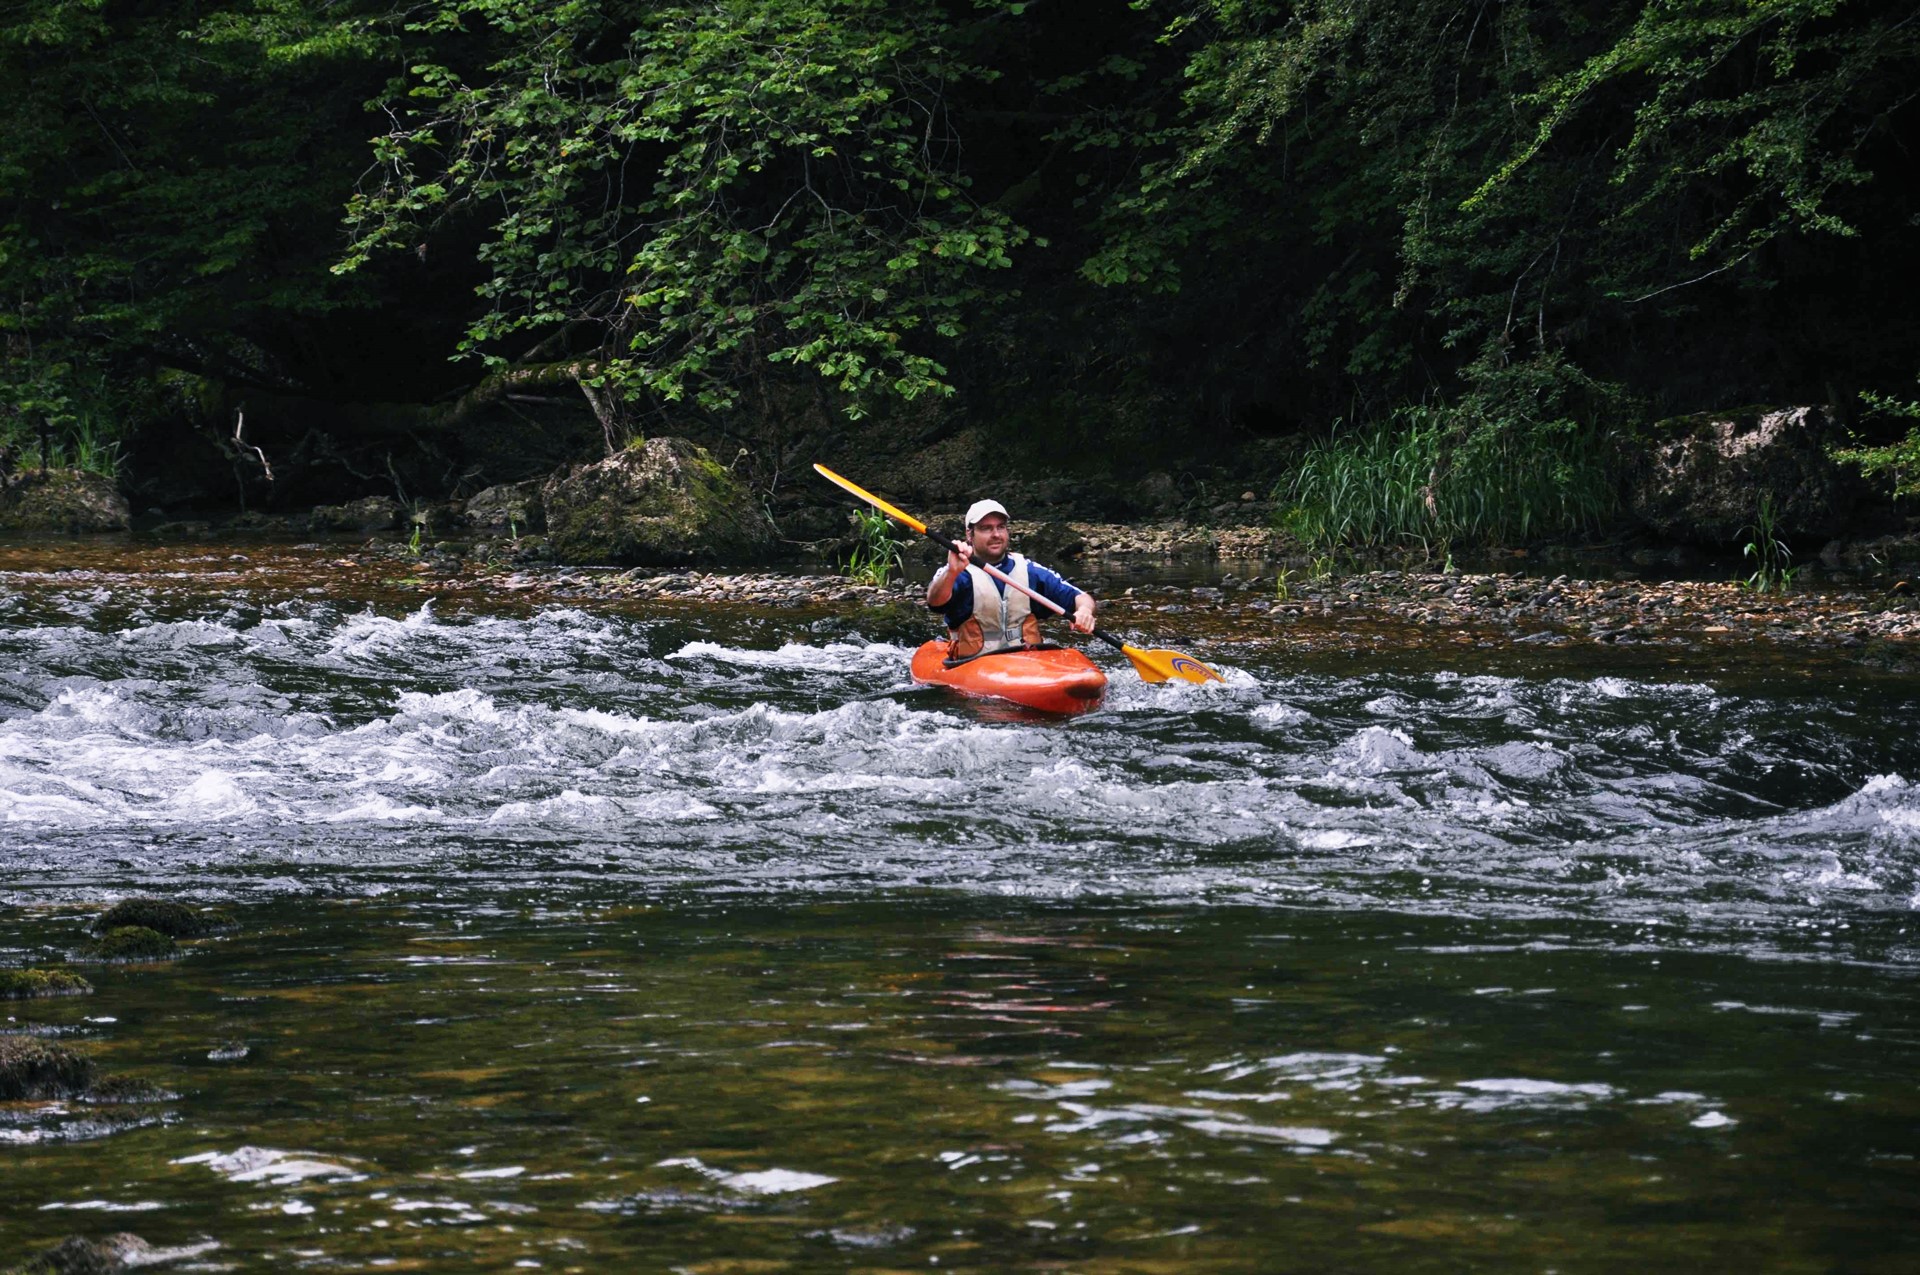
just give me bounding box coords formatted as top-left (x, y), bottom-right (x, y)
top-left (948, 554), bottom-right (1044, 659)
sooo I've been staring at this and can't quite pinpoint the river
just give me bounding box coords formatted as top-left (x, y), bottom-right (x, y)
top-left (3, 542), bottom-right (1917, 1271)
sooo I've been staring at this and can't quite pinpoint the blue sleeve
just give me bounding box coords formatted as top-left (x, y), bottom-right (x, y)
top-left (930, 569), bottom-right (973, 626)
top-left (1024, 561), bottom-right (1085, 613)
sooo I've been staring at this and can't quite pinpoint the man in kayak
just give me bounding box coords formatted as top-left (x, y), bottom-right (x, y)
top-left (926, 499), bottom-right (1096, 659)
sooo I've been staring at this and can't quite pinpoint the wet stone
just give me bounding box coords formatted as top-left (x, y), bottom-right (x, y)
top-left (0, 969), bottom-right (93, 999)
top-left (82, 1074), bottom-right (175, 1104)
top-left (73, 926), bottom-right (181, 963)
top-left (3, 1233), bottom-right (217, 1274)
top-left (91, 897), bottom-right (232, 939)
top-left (0, 1036), bottom-right (97, 1101)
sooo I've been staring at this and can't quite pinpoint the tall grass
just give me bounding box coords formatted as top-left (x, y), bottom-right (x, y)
top-left (1276, 409), bottom-right (1617, 555)
top-left (843, 507), bottom-right (905, 585)
top-left (1, 413), bottom-right (126, 481)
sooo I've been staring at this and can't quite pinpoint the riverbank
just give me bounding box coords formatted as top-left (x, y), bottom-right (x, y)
top-left (4, 533), bottom-right (1917, 668)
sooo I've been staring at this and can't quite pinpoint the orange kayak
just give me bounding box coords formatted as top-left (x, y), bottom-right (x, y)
top-left (910, 640), bottom-right (1108, 714)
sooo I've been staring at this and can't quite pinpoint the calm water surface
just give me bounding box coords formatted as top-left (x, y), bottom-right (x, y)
top-left (2, 547), bottom-right (1917, 1271)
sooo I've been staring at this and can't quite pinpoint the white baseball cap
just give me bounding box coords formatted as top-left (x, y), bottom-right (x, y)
top-left (965, 498), bottom-right (1009, 528)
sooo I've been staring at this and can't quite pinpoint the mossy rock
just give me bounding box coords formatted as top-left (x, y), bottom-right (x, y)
top-left (0, 469), bottom-right (131, 534)
top-left (0, 1035), bottom-right (97, 1100)
top-left (74, 926), bottom-right (180, 963)
top-left (0, 968), bottom-right (94, 999)
top-left (541, 436), bottom-right (779, 566)
top-left (91, 897), bottom-right (232, 938)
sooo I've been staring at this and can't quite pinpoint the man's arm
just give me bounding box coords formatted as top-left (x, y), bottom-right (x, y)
top-left (1027, 562), bottom-right (1097, 634)
top-left (927, 541), bottom-right (973, 609)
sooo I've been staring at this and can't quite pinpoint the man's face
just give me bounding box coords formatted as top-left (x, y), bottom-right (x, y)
top-left (966, 513), bottom-right (1009, 559)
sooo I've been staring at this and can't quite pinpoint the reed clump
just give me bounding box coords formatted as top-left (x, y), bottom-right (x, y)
top-left (1275, 408), bottom-right (1618, 556)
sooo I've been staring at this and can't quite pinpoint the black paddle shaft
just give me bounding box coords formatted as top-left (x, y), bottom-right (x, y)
top-left (921, 526), bottom-right (1127, 653)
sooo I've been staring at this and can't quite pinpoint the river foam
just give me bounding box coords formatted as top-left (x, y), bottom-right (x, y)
top-left (3, 600), bottom-right (1916, 946)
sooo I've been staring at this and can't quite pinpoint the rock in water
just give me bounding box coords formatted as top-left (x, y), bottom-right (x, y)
top-left (0, 469), bottom-right (131, 533)
top-left (1629, 405), bottom-right (1872, 544)
top-left (0, 1036), bottom-right (97, 1100)
top-left (8, 1233), bottom-right (219, 1273)
top-left (75, 926), bottom-right (180, 963)
top-left (91, 897), bottom-right (232, 938)
top-left (0, 969), bottom-right (94, 999)
top-left (541, 438), bottom-right (778, 565)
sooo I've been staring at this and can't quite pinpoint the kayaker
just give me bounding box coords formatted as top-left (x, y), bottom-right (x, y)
top-left (926, 499), bottom-right (1096, 659)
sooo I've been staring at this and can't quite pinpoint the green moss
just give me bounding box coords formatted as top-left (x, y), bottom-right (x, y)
top-left (0, 968), bottom-right (94, 999)
top-left (92, 897), bottom-right (231, 938)
top-left (74, 925), bottom-right (180, 963)
top-left (0, 1035), bottom-right (97, 1100)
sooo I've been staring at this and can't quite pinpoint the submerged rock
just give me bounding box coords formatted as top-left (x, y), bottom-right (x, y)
top-left (0, 969), bottom-right (94, 999)
top-left (0, 1035), bottom-right (97, 1100)
top-left (1629, 405), bottom-right (1872, 544)
top-left (0, 469), bottom-right (131, 534)
top-left (83, 1074), bottom-right (174, 1104)
top-left (74, 926), bottom-right (180, 963)
top-left (91, 897), bottom-right (232, 939)
top-left (4, 1233), bottom-right (218, 1274)
top-left (542, 438), bottom-right (778, 566)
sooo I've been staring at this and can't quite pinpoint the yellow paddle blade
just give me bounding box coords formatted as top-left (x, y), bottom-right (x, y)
top-left (1119, 644), bottom-right (1225, 685)
top-left (812, 463), bottom-right (929, 535)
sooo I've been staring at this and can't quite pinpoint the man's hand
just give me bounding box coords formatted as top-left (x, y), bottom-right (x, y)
top-left (927, 539), bottom-right (973, 607)
top-left (1070, 592), bottom-right (1096, 634)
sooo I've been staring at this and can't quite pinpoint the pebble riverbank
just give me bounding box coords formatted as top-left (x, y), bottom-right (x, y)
top-left (369, 543), bottom-right (1920, 660)
top-left (3, 531), bottom-right (1915, 664)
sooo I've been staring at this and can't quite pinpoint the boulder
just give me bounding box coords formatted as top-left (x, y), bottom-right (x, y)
top-left (541, 438), bottom-right (778, 566)
top-left (92, 897), bottom-right (232, 938)
top-left (0, 469), bottom-right (131, 533)
top-left (0, 969), bottom-right (93, 999)
top-left (1628, 406), bottom-right (1872, 545)
top-left (74, 926), bottom-right (180, 963)
top-left (464, 480), bottom-right (546, 534)
top-left (0, 1035), bottom-right (97, 1100)
top-left (307, 495), bottom-right (401, 534)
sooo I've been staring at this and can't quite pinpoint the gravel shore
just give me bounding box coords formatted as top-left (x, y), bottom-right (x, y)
top-left (424, 556), bottom-right (1920, 656)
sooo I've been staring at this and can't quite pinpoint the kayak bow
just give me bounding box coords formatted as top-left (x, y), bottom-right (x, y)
top-left (910, 640), bottom-right (1108, 714)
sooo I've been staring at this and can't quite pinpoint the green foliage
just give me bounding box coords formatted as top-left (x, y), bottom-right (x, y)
top-left (341, 0), bottom-right (1035, 421)
top-left (1740, 493), bottom-right (1796, 593)
top-left (1833, 390), bottom-right (1920, 500)
top-left (2, 0), bottom-right (1916, 507)
top-left (842, 506), bottom-right (904, 586)
top-left (1275, 368), bottom-right (1620, 557)
top-left (1075, 0), bottom-right (1920, 426)
top-left (0, 0), bottom-right (405, 444)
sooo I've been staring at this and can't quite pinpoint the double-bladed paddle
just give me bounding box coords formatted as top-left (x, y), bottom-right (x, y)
top-left (814, 463), bottom-right (1224, 685)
